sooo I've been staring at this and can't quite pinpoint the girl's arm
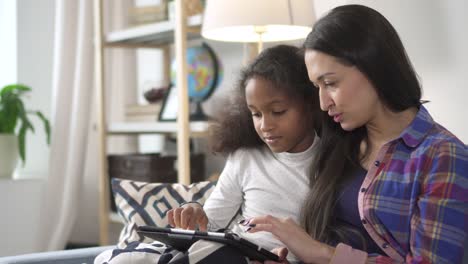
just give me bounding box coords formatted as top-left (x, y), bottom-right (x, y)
top-left (203, 153), bottom-right (244, 230)
top-left (167, 152), bottom-right (244, 231)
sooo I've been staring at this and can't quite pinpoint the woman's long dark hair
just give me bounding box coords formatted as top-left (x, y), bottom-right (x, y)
top-left (300, 5), bottom-right (422, 244)
top-left (210, 45), bottom-right (321, 154)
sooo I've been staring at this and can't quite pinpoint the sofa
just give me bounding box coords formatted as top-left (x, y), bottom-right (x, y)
top-left (0, 246), bottom-right (114, 264)
top-left (0, 179), bottom-right (216, 264)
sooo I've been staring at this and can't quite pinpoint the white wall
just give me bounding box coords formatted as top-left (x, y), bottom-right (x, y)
top-left (0, 0), bottom-right (54, 256)
top-left (0, 0), bottom-right (17, 86)
top-left (16, 0), bottom-right (55, 178)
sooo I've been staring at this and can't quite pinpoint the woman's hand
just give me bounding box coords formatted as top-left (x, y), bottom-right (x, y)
top-left (252, 247), bottom-right (290, 264)
top-left (166, 203), bottom-right (209, 231)
top-left (246, 215), bottom-right (334, 264)
top-left (252, 248), bottom-right (290, 264)
top-left (268, 247), bottom-right (290, 264)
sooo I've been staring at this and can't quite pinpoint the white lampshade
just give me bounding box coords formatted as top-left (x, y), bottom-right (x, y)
top-left (202, 0), bottom-right (316, 43)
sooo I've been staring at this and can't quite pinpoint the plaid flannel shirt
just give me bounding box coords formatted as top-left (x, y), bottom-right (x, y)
top-left (332, 106), bottom-right (467, 264)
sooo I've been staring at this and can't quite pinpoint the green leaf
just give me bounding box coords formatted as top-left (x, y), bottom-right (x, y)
top-left (16, 99), bottom-right (35, 165)
top-left (0, 84), bottom-right (31, 97)
top-left (17, 99), bottom-right (35, 133)
top-left (18, 123), bottom-right (28, 164)
top-left (0, 96), bottom-right (21, 133)
top-left (0, 85), bottom-right (30, 133)
top-left (34, 111), bottom-right (51, 144)
top-left (0, 83), bottom-right (51, 164)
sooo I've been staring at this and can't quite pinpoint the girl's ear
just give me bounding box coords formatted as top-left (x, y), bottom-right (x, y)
top-left (314, 110), bottom-right (325, 137)
top-left (306, 102), bottom-right (323, 137)
top-left (299, 96), bottom-right (319, 124)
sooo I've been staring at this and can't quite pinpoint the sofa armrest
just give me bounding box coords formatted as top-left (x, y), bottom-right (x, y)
top-left (0, 246), bottom-right (115, 264)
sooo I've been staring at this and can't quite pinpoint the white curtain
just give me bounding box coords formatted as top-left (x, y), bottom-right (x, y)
top-left (39, 0), bottom-right (94, 251)
top-left (39, 0), bottom-right (137, 250)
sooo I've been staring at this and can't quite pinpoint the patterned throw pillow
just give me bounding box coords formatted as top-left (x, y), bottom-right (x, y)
top-left (112, 178), bottom-right (216, 248)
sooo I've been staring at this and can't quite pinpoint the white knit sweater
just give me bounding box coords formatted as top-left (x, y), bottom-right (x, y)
top-left (203, 139), bottom-right (317, 256)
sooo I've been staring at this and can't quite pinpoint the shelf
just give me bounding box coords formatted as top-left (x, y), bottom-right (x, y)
top-left (105, 15), bottom-right (202, 47)
top-left (96, 0), bottom-right (200, 245)
top-left (109, 212), bottom-right (124, 224)
top-left (107, 121), bottom-right (210, 136)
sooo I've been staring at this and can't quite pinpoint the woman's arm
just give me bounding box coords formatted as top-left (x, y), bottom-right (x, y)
top-left (247, 215), bottom-right (335, 264)
top-left (248, 141), bottom-right (467, 264)
top-left (247, 216), bottom-right (400, 264)
top-left (407, 141), bottom-right (467, 263)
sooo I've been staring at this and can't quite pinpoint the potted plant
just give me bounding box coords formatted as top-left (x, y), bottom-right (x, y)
top-left (0, 84), bottom-right (51, 178)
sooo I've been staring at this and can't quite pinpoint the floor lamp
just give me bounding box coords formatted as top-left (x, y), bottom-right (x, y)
top-left (201, 0), bottom-right (316, 59)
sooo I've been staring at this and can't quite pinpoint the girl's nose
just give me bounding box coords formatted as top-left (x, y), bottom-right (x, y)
top-left (260, 116), bottom-right (273, 132)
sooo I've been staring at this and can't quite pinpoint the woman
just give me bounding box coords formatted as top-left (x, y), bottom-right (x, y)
top-left (246, 5), bottom-right (467, 264)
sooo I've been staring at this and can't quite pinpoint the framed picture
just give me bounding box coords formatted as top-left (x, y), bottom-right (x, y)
top-left (158, 85), bottom-right (178, 121)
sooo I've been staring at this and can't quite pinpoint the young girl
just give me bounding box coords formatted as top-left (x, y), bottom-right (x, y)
top-left (246, 5), bottom-right (467, 264)
top-left (167, 44), bottom-right (321, 261)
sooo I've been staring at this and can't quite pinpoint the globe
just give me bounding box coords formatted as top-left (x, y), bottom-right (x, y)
top-left (170, 43), bottom-right (222, 120)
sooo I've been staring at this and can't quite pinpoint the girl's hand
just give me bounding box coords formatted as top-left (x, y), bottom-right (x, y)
top-left (246, 215), bottom-right (334, 264)
top-left (167, 203), bottom-right (209, 231)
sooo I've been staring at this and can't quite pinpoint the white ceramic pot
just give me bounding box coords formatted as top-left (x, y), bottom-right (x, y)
top-left (0, 134), bottom-right (19, 179)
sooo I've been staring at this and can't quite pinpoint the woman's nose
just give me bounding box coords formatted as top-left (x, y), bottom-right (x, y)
top-left (319, 88), bottom-right (333, 111)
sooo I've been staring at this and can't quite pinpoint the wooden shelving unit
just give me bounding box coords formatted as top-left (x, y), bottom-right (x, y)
top-left (93, 0), bottom-right (205, 245)
top-left (105, 15), bottom-right (202, 47)
top-left (108, 121), bottom-right (209, 136)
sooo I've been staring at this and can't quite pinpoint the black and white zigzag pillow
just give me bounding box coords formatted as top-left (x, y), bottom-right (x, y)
top-left (111, 178), bottom-right (216, 248)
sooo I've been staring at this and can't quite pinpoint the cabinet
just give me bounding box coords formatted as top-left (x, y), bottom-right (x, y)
top-left (0, 179), bottom-right (45, 256)
top-left (93, 0), bottom-right (207, 245)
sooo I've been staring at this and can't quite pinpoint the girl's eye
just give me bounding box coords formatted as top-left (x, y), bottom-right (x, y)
top-left (251, 112), bottom-right (261, 118)
top-left (273, 110), bottom-right (287, 115)
top-left (324, 81), bottom-right (336, 87)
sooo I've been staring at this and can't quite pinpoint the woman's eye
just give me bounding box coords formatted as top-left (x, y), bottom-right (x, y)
top-left (251, 113), bottom-right (260, 118)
